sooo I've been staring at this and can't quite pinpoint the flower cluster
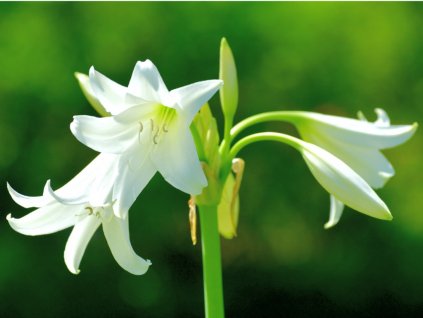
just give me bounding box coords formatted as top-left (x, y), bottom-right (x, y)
top-left (7, 60), bottom-right (222, 274)
top-left (7, 39), bottom-right (417, 276)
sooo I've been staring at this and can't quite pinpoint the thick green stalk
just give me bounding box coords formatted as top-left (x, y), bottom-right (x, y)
top-left (198, 204), bottom-right (225, 318)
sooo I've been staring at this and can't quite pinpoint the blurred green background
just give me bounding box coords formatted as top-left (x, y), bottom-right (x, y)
top-left (0, 2), bottom-right (422, 317)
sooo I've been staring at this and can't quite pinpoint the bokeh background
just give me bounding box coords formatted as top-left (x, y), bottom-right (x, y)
top-left (0, 2), bottom-right (422, 317)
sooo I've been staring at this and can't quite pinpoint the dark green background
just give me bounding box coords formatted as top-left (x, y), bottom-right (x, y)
top-left (0, 3), bottom-right (422, 317)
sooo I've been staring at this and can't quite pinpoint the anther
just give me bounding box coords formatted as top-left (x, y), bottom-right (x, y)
top-left (153, 133), bottom-right (159, 145)
top-left (138, 122), bottom-right (144, 143)
top-left (163, 125), bottom-right (169, 133)
top-left (85, 207), bottom-right (94, 215)
top-left (150, 119), bottom-right (154, 132)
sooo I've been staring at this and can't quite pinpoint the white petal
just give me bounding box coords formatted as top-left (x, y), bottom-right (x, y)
top-left (7, 202), bottom-right (78, 236)
top-left (152, 119), bottom-right (207, 195)
top-left (102, 213), bottom-right (151, 275)
top-left (299, 140), bottom-right (392, 221)
top-left (374, 108), bottom-right (390, 127)
top-left (128, 60), bottom-right (169, 103)
top-left (113, 150), bottom-right (156, 218)
top-left (64, 215), bottom-right (101, 274)
top-left (358, 108), bottom-right (390, 128)
top-left (298, 112), bottom-right (417, 149)
top-left (70, 115), bottom-right (139, 154)
top-left (7, 183), bottom-right (51, 208)
top-left (89, 67), bottom-right (129, 115)
top-left (75, 72), bottom-right (109, 117)
top-left (170, 80), bottom-right (223, 123)
top-left (324, 195), bottom-right (344, 229)
top-left (46, 154), bottom-right (117, 207)
top-left (48, 153), bottom-right (115, 206)
top-left (301, 131), bottom-right (394, 189)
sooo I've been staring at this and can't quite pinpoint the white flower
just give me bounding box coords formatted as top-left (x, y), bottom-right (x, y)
top-left (292, 109), bottom-right (417, 228)
top-left (7, 153), bottom-right (151, 275)
top-left (295, 138), bottom-right (392, 222)
top-left (72, 60), bottom-right (223, 218)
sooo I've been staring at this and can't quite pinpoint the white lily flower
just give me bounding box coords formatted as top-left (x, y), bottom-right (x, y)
top-left (292, 109), bottom-right (417, 228)
top-left (295, 138), bottom-right (392, 222)
top-left (6, 153), bottom-right (151, 275)
top-left (71, 60), bottom-right (223, 218)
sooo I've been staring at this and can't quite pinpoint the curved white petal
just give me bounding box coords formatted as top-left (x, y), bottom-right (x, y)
top-left (299, 140), bottom-right (392, 221)
top-left (324, 195), bottom-right (344, 229)
top-left (298, 112), bottom-right (417, 149)
top-left (128, 60), bottom-right (169, 103)
top-left (7, 183), bottom-right (51, 208)
top-left (102, 213), bottom-right (151, 275)
top-left (75, 72), bottom-right (109, 117)
top-left (112, 104), bottom-right (158, 125)
top-left (64, 215), bottom-right (101, 274)
top-left (113, 150), bottom-right (156, 218)
top-left (358, 108), bottom-right (390, 128)
top-left (45, 153), bottom-right (115, 206)
top-left (7, 202), bottom-right (78, 236)
top-left (301, 131), bottom-right (395, 189)
top-left (71, 115), bottom-right (139, 154)
top-left (89, 67), bottom-right (129, 115)
top-left (170, 80), bottom-right (223, 123)
top-left (152, 119), bottom-right (207, 195)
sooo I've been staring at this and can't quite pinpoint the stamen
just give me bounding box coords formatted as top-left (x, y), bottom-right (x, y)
top-left (138, 122), bottom-right (144, 143)
top-left (153, 132), bottom-right (159, 144)
top-left (85, 207), bottom-right (94, 215)
top-left (163, 125), bottom-right (169, 133)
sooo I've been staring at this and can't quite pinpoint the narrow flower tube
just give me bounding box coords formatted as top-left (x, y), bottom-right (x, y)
top-left (7, 153), bottom-right (151, 275)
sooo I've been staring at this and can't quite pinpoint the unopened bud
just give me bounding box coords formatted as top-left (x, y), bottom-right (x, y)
top-left (219, 38), bottom-right (238, 120)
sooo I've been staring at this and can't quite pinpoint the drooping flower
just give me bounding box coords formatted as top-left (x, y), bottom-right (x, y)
top-left (7, 153), bottom-right (151, 275)
top-left (291, 109), bottom-right (417, 228)
top-left (72, 60), bottom-right (222, 218)
top-left (293, 135), bottom-right (392, 222)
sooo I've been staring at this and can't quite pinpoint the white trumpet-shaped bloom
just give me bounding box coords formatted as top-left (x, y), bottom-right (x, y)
top-left (293, 137), bottom-right (392, 222)
top-left (7, 153), bottom-right (151, 275)
top-left (72, 60), bottom-right (223, 218)
top-left (292, 109), bottom-right (417, 228)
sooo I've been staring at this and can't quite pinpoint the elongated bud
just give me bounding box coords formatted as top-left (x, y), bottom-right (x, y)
top-left (218, 158), bottom-right (245, 239)
top-left (74, 72), bottom-right (110, 117)
top-left (219, 38), bottom-right (238, 120)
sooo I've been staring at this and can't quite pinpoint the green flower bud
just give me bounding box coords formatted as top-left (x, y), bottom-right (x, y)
top-left (219, 38), bottom-right (238, 120)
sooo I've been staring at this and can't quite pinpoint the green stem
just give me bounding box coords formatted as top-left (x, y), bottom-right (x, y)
top-left (219, 116), bottom-right (234, 155)
top-left (198, 204), bottom-right (225, 318)
top-left (229, 132), bottom-right (302, 160)
top-left (230, 111), bottom-right (305, 141)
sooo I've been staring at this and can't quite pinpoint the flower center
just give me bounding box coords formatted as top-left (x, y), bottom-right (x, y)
top-left (80, 202), bottom-right (114, 221)
top-left (139, 105), bottom-right (176, 145)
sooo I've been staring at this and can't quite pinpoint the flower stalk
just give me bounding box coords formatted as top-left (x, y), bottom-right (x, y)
top-left (198, 204), bottom-right (225, 318)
